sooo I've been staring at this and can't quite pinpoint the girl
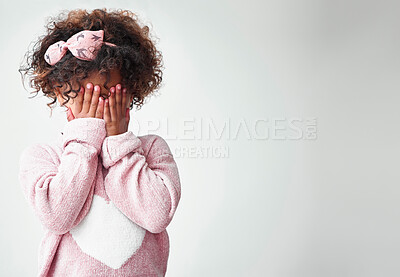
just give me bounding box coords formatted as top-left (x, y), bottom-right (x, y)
top-left (18, 8), bottom-right (181, 277)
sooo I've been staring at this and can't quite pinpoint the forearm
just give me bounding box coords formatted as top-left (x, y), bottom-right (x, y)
top-left (101, 132), bottom-right (181, 233)
top-left (36, 144), bottom-right (99, 233)
top-left (19, 118), bottom-right (106, 234)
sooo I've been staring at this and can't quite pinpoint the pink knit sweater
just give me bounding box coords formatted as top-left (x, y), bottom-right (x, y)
top-left (18, 118), bottom-right (181, 276)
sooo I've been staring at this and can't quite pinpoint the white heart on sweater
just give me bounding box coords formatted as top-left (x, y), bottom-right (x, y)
top-left (70, 194), bottom-right (146, 269)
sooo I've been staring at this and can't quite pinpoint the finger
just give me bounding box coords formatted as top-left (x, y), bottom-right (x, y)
top-left (82, 83), bottom-right (95, 115)
top-left (95, 97), bottom-right (104, 119)
top-left (88, 85), bottom-right (101, 117)
top-left (125, 107), bottom-right (130, 125)
top-left (121, 88), bottom-right (127, 110)
top-left (104, 98), bottom-right (111, 123)
top-left (109, 87), bottom-right (117, 122)
top-left (115, 84), bottom-right (122, 117)
top-left (72, 86), bottom-right (84, 116)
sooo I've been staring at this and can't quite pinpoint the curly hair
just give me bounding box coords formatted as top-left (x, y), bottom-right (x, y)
top-left (19, 8), bottom-right (164, 112)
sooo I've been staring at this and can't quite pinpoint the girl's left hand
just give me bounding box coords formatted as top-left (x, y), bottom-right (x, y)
top-left (104, 84), bottom-right (130, 137)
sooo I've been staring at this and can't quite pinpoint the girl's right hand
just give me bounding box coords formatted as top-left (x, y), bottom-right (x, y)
top-left (67, 83), bottom-right (104, 121)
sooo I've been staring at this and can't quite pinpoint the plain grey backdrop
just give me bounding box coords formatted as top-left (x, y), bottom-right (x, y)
top-left (1, 0), bottom-right (399, 276)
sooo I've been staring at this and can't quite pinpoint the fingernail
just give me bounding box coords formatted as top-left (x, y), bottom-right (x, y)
top-left (110, 87), bottom-right (115, 93)
top-left (116, 84), bottom-right (121, 90)
top-left (86, 83), bottom-right (91, 89)
top-left (122, 88), bottom-right (127, 94)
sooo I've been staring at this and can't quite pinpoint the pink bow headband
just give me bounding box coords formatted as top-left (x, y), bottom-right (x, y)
top-left (44, 30), bottom-right (116, 65)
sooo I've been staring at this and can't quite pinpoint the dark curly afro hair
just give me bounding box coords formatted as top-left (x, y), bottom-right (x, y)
top-left (19, 8), bottom-right (164, 112)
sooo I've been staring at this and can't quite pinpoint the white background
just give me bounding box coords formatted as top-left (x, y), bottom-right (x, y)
top-left (1, 0), bottom-right (399, 276)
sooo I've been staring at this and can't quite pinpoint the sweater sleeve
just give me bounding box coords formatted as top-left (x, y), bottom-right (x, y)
top-left (100, 132), bottom-right (181, 234)
top-left (18, 118), bottom-right (106, 235)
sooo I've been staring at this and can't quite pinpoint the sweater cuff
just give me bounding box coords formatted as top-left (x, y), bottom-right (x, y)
top-left (62, 118), bottom-right (106, 152)
top-left (101, 131), bottom-right (142, 169)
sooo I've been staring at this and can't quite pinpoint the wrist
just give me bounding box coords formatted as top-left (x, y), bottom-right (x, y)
top-left (106, 130), bottom-right (127, 137)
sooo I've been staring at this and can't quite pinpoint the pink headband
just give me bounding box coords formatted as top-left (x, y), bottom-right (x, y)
top-left (44, 30), bottom-right (116, 65)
